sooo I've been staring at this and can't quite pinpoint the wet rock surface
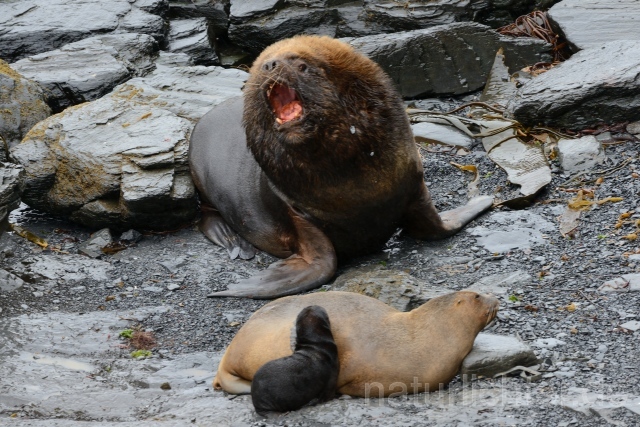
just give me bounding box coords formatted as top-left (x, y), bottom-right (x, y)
top-left (11, 33), bottom-right (160, 113)
top-left (0, 0), bottom-right (168, 63)
top-left (348, 22), bottom-right (551, 97)
top-left (548, 0), bottom-right (640, 51)
top-left (0, 60), bottom-right (51, 149)
top-left (508, 40), bottom-right (640, 130)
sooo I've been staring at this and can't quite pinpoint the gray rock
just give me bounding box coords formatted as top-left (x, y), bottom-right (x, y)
top-left (460, 333), bottom-right (539, 378)
top-left (548, 0), bottom-right (640, 51)
top-left (466, 270), bottom-right (532, 296)
top-left (0, 0), bottom-right (168, 63)
top-left (168, 19), bottom-right (218, 65)
top-left (120, 229), bottom-right (143, 243)
top-left (330, 265), bottom-right (425, 312)
top-left (229, 0), bottom-right (284, 22)
top-left (361, 0), bottom-right (485, 33)
top-left (10, 62), bottom-right (245, 230)
top-left (8, 253), bottom-right (113, 283)
top-left (411, 122), bottom-right (475, 149)
top-left (0, 163), bottom-right (25, 225)
top-left (557, 136), bottom-right (606, 174)
top-left (508, 40), bottom-right (640, 130)
top-left (0, 60), bottom-right (52, 149)
top-left (11, 33), bottom-right (159, 113)
top-left (465, 210), bottom-right (555, 253)
top-left (348, 22), bottom-right (551, 98)
top-left (627, 121), bottom-right (640, 136)
top-left (169, 0), bottom-right (229, 35)
top-left (229, 6), bottom-right (340, 55)
top-left (79, 228), bottom-right (113, 258)
top-left (0, 268), bottom-right (25, 292)
top-left (619, 321), bottom-right (640, 332)
top-left (599, 274), bottom-right (640, 293)
top-left (111, 63), bottom-right (247, 121)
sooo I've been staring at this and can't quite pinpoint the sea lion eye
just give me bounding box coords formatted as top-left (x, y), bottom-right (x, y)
top-left (475, 294), bottom-right (480, 299)
top-left (298, 63), bottom-right (308, 72)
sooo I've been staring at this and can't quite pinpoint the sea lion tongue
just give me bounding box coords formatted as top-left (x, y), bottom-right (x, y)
top-left (268, 83), bottom-right (303, 124)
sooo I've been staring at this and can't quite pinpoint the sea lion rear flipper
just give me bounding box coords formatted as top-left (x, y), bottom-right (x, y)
top-left (208, 212), bottom-right (337, 299)
top-left (200, 206), bottom-right (256, 260)
top-left (403, 185), bottom-right (493, 240)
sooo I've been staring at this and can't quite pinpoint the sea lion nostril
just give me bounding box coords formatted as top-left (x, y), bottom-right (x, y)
top-left (263, 60), bottom-right (280, 72)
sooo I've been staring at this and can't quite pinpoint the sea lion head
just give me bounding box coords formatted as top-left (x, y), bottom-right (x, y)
top-left (294, 305), bottom-right (336, 349)
top-left (420, 291), bottom-right (499, 336)
top-left (452, 291), bottom-right (499, 333)
top-left (242, 35), bottom-right (411, 191)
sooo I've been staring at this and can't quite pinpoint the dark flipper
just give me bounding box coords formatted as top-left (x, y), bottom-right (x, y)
top-left (208, 211), bottom-right (337, 299)
top-left (402, 184), bottom-right (493, 240)
top-left (200, 206), bottom-right (256, 260)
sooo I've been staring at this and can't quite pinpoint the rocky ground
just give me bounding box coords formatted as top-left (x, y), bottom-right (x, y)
top-left (1, 0), bottom-right (640, 425)
top-left (1, 131), bottom-right (639, 426)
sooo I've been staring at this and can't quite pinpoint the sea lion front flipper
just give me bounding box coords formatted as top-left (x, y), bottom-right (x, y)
top-left (402, 185), bottom-right (493, 240)
top-left (208, 212), bottom-right (337, 299)
top-left (199, 206), bottom-right (256, 260)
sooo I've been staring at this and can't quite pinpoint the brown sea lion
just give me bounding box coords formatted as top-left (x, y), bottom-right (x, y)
top-left (189, 35), bottom-right (493, 299)
top-left (214, 291), bottom-right (499, 397)
top-left (251, 305), bottom-right (339, 414)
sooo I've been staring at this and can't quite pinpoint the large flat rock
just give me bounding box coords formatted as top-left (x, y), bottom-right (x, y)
top-left (11, 33), bottom-right (159, 113)
top-left (348, 22), bottom-right (551, 97)
top-left (548, 0), bottom-right (640, 51)
top-left (508, 40), bottom-right (640, 130)
top-left (0, 0), bottom-right (167, 62)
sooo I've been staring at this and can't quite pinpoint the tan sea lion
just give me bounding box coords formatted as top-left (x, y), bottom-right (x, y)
top-left (189, 35), bottom-right (493, 299)
top-left (214, 291), bottom-right (499, 397)
top-left (251, 305), bottom-right (339, 414)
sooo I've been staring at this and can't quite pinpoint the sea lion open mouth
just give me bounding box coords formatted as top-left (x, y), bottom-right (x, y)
top-left (267, 83), bottom-right (303, 124)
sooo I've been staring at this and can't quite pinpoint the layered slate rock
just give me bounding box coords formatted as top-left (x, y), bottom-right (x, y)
top-left (362, 0), bottom-right (488, 32)
top-left (112, 58), bottom-right (247, 121)
top-left (0, 60), bottom-right (51, 150)
top-left (168, 0), bottom-right (229, 34)
top-left (167, 19), bottom-right (218, 65)
top-left (10, 60), bottom-right (246, 230)
top-left (508, 40), bottom-right (640, 130)
top-left (0, 0), bottom-right (168, 63)
top-left (548, 0), bottom-right (640, 51)
top-left (0, 163), bottom-right (25, 226)
top-left (348, 22), bottom-right (551, 97)
top-left (229, 5), bottom-right (341, 55)
top-left (11, 34), bottom-right (159, 113)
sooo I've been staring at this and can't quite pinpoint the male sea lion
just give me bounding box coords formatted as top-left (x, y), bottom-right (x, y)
top-left (189, 35), bottom-right (493, 299)
top-left (214, 291), bottom-right (499, 397)
top-left (251, 305), bottom-right (339, 414)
